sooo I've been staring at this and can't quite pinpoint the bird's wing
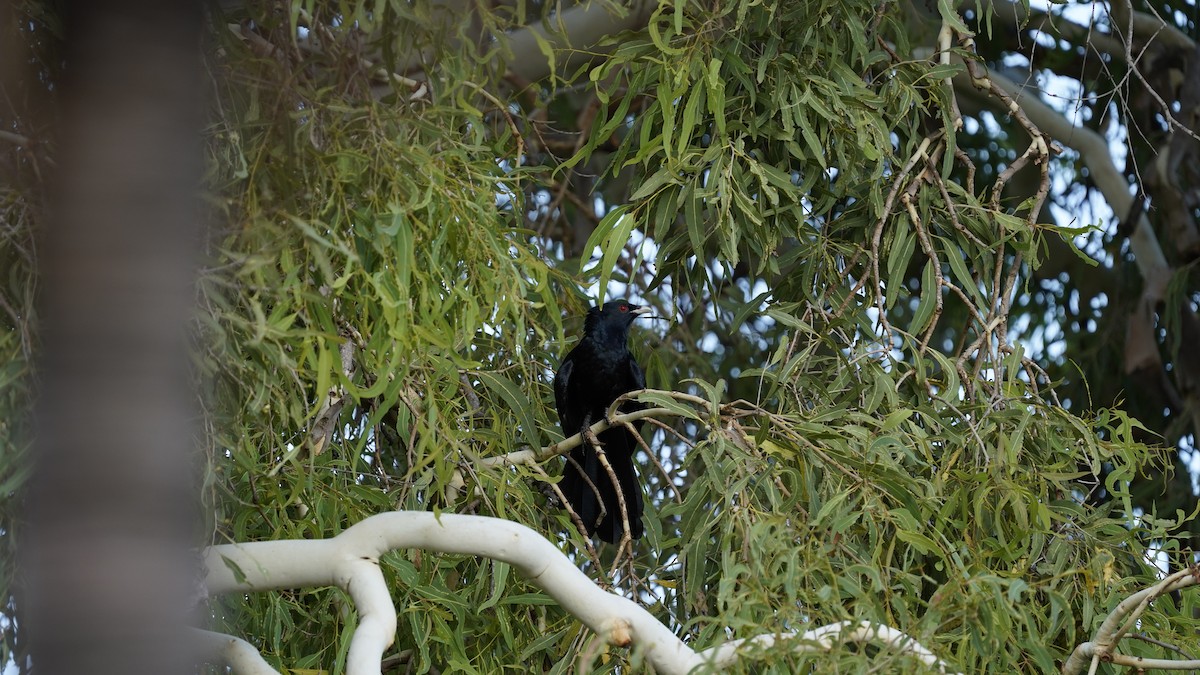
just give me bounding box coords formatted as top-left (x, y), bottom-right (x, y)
top-left (623, 354), bottom-right (648, 419)
top-left (628, 354), bottom-right (646, 392)
top-left (553, 354), bottom-right (575, 431)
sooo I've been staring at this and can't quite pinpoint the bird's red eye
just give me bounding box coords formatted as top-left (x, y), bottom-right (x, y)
top-left (619, 304), bottom-right (628, 312)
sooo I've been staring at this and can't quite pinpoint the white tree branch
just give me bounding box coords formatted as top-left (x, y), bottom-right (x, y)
top-left (983, 0), bottom-right (1127, 61)
top-left (193, 629), bottom-right (279, 675)
top-left (700, 620), bottom-right (960, 673)
top-left (951, 65), bottom-right (1172, 297)
top-left (205, 512), bottom-right (955, 674)
top-left (501, 0), bottom-right (655, 82)
top-left (1062, 567), bottom-right (1200, 674)
top-left (207, 512), bottom-right (696, 674)
top-left (982, 0), bottom-right (1193, 55)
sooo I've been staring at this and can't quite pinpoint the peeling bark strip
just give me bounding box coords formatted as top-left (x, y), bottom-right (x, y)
top-left (21, 2), bottom-right (204, 674)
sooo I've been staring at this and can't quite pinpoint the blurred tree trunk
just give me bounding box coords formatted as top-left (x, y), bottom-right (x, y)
top-left (20, 1), bottom-right (203, 673)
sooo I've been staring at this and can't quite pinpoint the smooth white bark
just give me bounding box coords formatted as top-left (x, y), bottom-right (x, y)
top-left (206, 512), bottom-right (955, 674)
top-left (193, 630), bottom-right (279, 675)
top-left (1062, 568), bottom-right (1200, 674)
top-left (701, 620), bottom-right (960, 673)
top-left (207, 512), bottom-right (698, 673)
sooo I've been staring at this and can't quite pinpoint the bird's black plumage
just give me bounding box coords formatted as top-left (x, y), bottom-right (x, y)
top-left (554, 299), bottom-right (651, 542)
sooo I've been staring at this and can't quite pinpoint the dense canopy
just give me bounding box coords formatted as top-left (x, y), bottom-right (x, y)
top-left (2, 0), bottom-right (1200, 672)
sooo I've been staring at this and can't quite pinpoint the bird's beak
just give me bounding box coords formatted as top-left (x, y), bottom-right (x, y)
top-left (632, 305), bottom-right (654, 317)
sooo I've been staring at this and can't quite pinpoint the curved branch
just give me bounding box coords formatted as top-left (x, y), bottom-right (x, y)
top-left (501, 0), bottom-right (656, 83)
top-left (981, 0), bottom-right (1193, 55)
top-left (1121, 2), bottom-right (1194, 53)
top-left (952, 55), bottom-right (1200, 434)
top-left (206, 513), bottom-right (956, 675)
top-left (951, 64), bottom-right (1172, 295)
top-left (207, 512), bottom-right (698, 673)
top-left (193, 629), bottom-right (279, 675)
top-left (983, 0), bottom-right (1126, 65)
top-left (1062, 566), bottom-right (1200, 674)
top-left (701, 620), bottom-right (960, 673)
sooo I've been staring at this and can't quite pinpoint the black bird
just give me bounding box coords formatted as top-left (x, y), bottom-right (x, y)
top-left (555, 299), bottom-right (653, 542)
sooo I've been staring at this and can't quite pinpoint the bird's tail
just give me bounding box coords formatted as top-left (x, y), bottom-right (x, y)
top-left (561, 428), bottom-right (644, 543)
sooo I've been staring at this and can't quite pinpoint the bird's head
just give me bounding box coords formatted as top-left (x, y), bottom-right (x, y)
top-left (585, 299), bottom-right (654, 334)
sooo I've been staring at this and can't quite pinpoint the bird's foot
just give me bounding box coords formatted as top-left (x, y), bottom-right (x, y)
top-left (584, 427), bottom-right (604, 449)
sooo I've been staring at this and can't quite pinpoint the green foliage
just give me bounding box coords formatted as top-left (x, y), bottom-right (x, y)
top-left (662, 369), bottom-right (1179, 671)
top-left (0, 189), bottom-right (35, 671)
top-left (201, 5), bottom-right (590, 670)
top-left (193, 0), bottom-right (1196, 671)
top-left (2, 0), bottom-right (1196, 672)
